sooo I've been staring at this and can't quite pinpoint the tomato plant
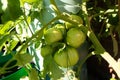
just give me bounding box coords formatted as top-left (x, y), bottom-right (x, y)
top-left (41, 45), bottom-right (53, 57)
top-left (54, 46), bottom-right (79, 68)
top-left (0, 0), bottom-right (119, 80)
top-left (66, 28), bottom-right (86, 48)
top-left (44, 27), bottom-right (63, 45)
top-left (65, 15), bottom-right (83, 29)
top-left (54, 24), bottom-right (66, 35)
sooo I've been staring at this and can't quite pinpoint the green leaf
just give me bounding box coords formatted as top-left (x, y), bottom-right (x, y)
top-left (29, 68), bottom-right (39, 80)
top-left (110, 28), bottom-right (118, 57)
top-left (21, 0), bottom-right (38, 4)
top-left (110, 78), bottom-right (117, 80)
top-left (0, 1), bottom-right (2, 13)
top-left (0, 34), bottom-right (11, 50)
top-left (16, 23), bottom-right (23, 34)
top-left (15, 53), bottom-right (33, 66)
top-left (0, 67), bottom-right (8, 75)
top-left (1, 0), bottom-right (23, 23)
top-left (7, 40), bottom-right (19, 53)
top-left (0, 21), bottom-right (13, 34)
top-left (35, 41), bottom-right (41, 48)
top-left (43, 55), bottom-right (64, 80)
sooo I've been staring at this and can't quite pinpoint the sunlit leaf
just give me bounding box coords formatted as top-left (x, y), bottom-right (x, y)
top-left (35, 41), bottom-right (41, 48)
top-left (43, 55), bottom-right (64, 80)
top-left (7, 40), bottom-right (19, 53)
top-left (29, 68), bottom-right (39, 80)
top-left (1, 0), bottom-right (23, 23)
top-left (0, 34), bottom-right (11, 50)
top-left (21, 0), bottom-right (38, 4)
top-left (110, 78), bottom-right (117, 80)
top-left (15, 53), bottom-right (33, 66)
top-left (0, 21), bottom-right (13, 34)
top-left (27, 16), bottom-right (31, 24)
top-left (16, 24), bottom-right (23, 34)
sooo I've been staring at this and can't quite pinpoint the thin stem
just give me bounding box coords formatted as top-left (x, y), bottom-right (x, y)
top-left (17, 16), bottom-right (60, 54)
top-left (50, 0), bottom-right (61, 15)
top-left (76, 53), bottom-right (93, 78)
top-left (98, 19), bottom-right (107, 37)
top-left (2, 58), bottom-right (15, 70)
top-left (60, 13), bottom-right (120, 78)
top-left (5, 64), bottom-right (17, 70)
top-left (110, 27), bottom-right (118, 57)
top-left (87, 30), bottom-right (105, 53)
top-left (2, 16), bottom-right (60, 71)
top-left (23, 8), bottom-right (34, 35)
top-left (81, 2), bottom-right (92, 30)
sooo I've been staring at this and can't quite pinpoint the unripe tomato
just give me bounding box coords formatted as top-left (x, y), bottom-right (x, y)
top-left (44, 28), bottom-right (63, 45)
top-left (65, 15), bottom-right (83, 29)
top-left (54, 24), bottom-right (65, 35)
top-left (54, 46), bottom-right (79, 67)
top-left (41, 45), bottom-right (53, 57)
top-left (70, 15), bottom-right (83, 24)
top-left (66, 28), bottom-right (86, 48)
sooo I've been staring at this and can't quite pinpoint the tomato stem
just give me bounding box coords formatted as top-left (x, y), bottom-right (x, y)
top-left (50, 0), bottom-right (61, 15)
top-left (76, 52), bottom-right (93, 78)
top-left (2, 16), bottom-right (60, 71)
top-left (17, 16), bottom-right (60, 54)
top-left (59, 13), bottom-right (120, 78)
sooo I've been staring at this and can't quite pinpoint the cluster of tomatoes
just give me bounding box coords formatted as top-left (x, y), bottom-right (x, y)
top-left (40, 15), bottom-right (86, 68)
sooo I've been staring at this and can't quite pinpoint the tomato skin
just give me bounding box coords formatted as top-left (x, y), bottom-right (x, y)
top-left (44, 28), bottom-right (63, 45)
top-left (54, 24), bottom-right (65, 35)
top-left (70, 15), bottom-right (83, 24)
top-left (41, 45), bottom-right (53, 57)
top-left (54, 46), bottom-right (79, 67)
top-left (65, 15), bottom-right (83, 29)
top-left (66, 28), bottom-right (86, 48)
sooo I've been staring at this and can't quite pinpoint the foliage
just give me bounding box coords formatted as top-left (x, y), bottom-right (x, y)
top-left (0, 0), bottom-right (119, 80)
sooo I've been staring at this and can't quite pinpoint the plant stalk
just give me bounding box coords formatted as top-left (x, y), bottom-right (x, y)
top-left (60, 13), bottom-right (120, 78)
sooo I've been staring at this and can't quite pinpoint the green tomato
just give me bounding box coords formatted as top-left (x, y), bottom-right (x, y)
top-left (41, 45), bottom-right (53, 57)
top-left (54, 24), bottom-right (65, 35)
top-left (66, 28), bottom-right (86, 48)
top-left (65, 15), bottom-right (83, 29)
top-left (44, 28), bottom-right (63, 45)
top-left (54, 46), bottom-right (79, 67)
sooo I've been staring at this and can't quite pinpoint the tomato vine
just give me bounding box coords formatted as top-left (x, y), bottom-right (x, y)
top-left (0, 0), bottom-right (119, 79)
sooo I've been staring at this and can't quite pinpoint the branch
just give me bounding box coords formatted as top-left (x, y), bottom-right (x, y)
top-left (17, 16), bottom-right (60, 54)
top-left (60, 13), bottom-right (120, 78)
top-left (50, 0), bottom-right (61, 15)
